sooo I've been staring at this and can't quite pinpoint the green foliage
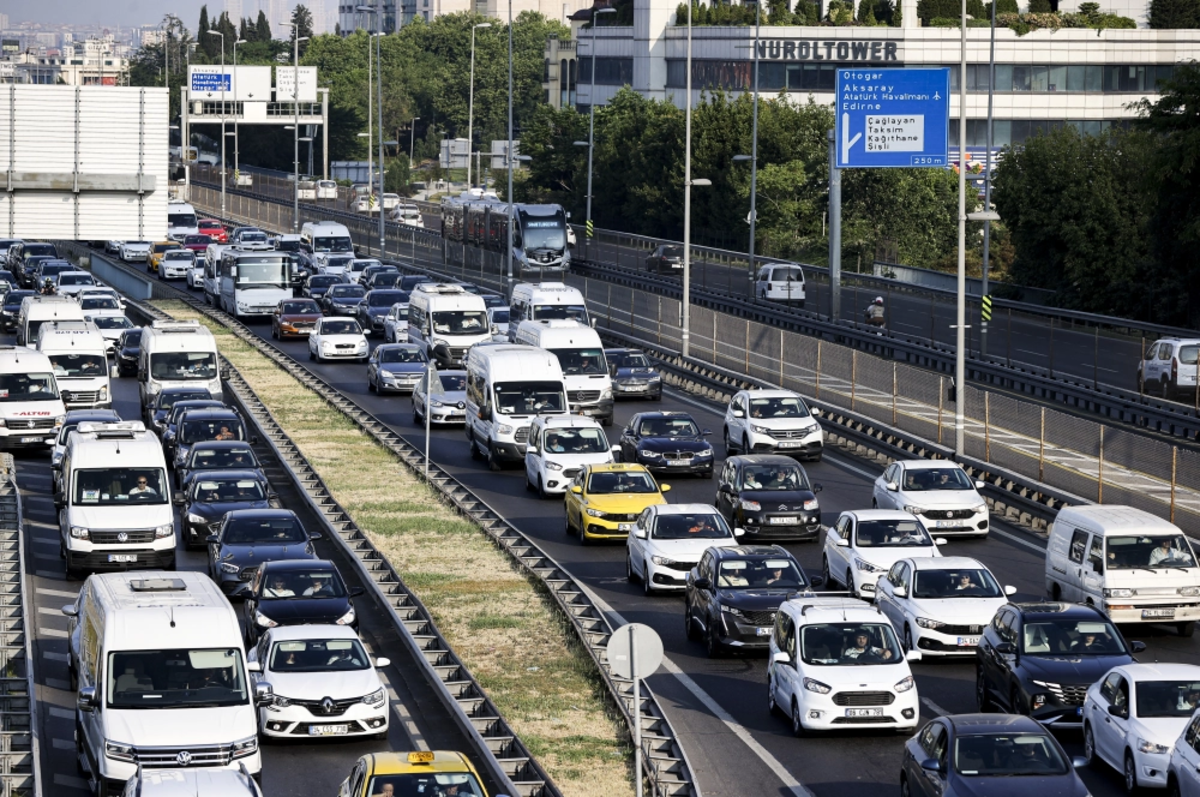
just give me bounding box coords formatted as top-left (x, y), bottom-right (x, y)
top-left (385, 155), bottom-right (411, 194)
top-left (256, 11), bottom-right (272, 41)
top-left (291, 5), bottom-right (315, 54)
top-left (826, 0), bottom-right (857, 22)
top-left (198, 6), bottom-right (214, 57)
top-left (1148, 0), bottom-right (1200, 27)
top-left (1028, 0), bottom-right (1052, 13)
top-left (967, 0), bottom-right (987, 16)
top-left (917, 0), bottom-right (958, 21)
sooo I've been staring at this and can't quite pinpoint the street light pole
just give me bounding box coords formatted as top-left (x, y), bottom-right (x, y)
top-left (955, 0), bottom-right (968, 456)
top-left (233, 38), bottom-right (246, 185)
top-left (747, 0), bottom-right (761, 299)
top-left (981, 0), bottom-right (997, 357)
top-left (283, 23), bottom-right (308, 233)
top-left (682, 0), bottom-right (694, 358)
top-left (584, 7), bottom-right (615, 251)
top-left (506, 0), bottom-right (514, 291)
top-left (206, 29), bottom-right (226, 218)
top-left (410, 117), bottom-right (420, 165)
top-left (376, 3), bottom-right (384, 256)
top-left (468, 23), bottom-right (492, 189)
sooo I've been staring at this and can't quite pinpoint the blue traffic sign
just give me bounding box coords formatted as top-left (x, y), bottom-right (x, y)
top-left (190, 71), bottom-right (231, 94)
top-left (835, 68), bottom-right (950, 168)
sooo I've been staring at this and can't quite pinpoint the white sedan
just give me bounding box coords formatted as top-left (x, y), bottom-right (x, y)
top-left (822, 509), bottom-right (943, 599)
top-left (249, 625), bottom-right (390, 740)
top-left (1085, 663), bottom-right (1200, 791)
top-left (627, 503), bottom-right (743, 595)
top-left (874, 556), bottom-right (1016, 655)
top-left (119, 241), bottom-right (151, 262)
top-left (308, 317), bottom-right (368, 363)
top-left (872, 459), bottom-right (990, 538)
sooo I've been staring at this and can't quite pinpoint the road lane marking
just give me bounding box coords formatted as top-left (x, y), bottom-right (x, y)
top-left (921, 697), bottom-right (949, 717)
top-left (37, 588), bottom-right (78, 599)
top-left (47, 706), bottom-right (73, 720)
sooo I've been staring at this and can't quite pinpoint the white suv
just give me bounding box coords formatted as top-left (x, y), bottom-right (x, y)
top-left (524, 415), bottom-right (616, 497)
top-left (627, 503), bottom-right (743, 595)
top-left (1139, 338), bottom-right (1200, 401)
top-left (723, 389), bottom-right (823, 462)
top-left (768, 596), bottom-right (922, 735)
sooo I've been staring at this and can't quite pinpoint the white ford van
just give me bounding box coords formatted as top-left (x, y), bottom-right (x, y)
top-left (0, 346), bottom-right (66, 450)
top-left (138, 320), bottom-right (222, 409)
top-left (514, 319), bottom-right (613, 425)
top-left (1045, 504), bottom-right (1200, 636)
top-left (408, 284), bottom-right (491, 367)
top-left (38, 324), bottom-right (112, 409)
top-left (465, 344), bottom-right (568, 469)
top-left (63, 571), bottom-right (269, 793)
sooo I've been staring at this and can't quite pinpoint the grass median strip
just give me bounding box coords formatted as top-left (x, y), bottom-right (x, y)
top-left (149, 300), bottom-right (634, 797)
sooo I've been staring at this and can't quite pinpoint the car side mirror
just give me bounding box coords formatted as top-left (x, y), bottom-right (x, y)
top-left (109, 365), bottom-right (120, 379)
top-left (975, 480), bottom-right (986, 490)
top-left (906, 650), bottom-right (923, 662)
top-left (811, 407), bottom-right (821, 416)
top-left (570, 485), bottom-right (582, 494)
top-left (253, 681), bottom-right (274, 707)
top-left (731, 409), bottom-right (744, 418)
top-left (173, 491), bottom-right (186, 505)
top-left (1072, 756), bottom-right (1088, 770)
top-left (1131, 641), bottom-right (1147, 653)
top-left (250, 436), bottom-right (259, 445)
top-left (701, 429), bottom-right (712, 436)
top-left (1004, 585), bottom-right (1017, 595)
top-left (309, 533), bottom-right (322, 541)
top-left (590, 318), bottom-right (596, 328)
top-left (205, 534), bottom-right (219, 544)
top-left (693, 577), bottom-right (711, 591)
top-left (526, 446), bottom-right (539, 455)
top-left (220, 365), bottom-right (231, 379)
top-left (479, 406), bottom-right (492, 421)
top-left (886, 482), bottom-right (899, 492)
top-left (245, 660), bottom-right (261, 673)
top-left (809, 575), bottom-right (825, 587)
top-left (634, 528), bottom-right (648, 539)
top-left (349, 586), bottom-right (365, 597)
top-left (995, 641), bottom-right (1015, 655)
top-left (61, 604), bottom-right (78, 618)
top-left (374, 657), bottom-right (391, 668)
top-left (1107, 704), bottom-right (1127, 718)
top-left (733, 527), bottom-right (745, 537)
top-left (934, 538), bottom-right (948, 546)
top-left (231, 584), bottom-right (251, 599)
top-left (836, 538), bottom-right (849, 547)
top-left (813, 483), bottom-right (823, 493)
top-left (661, 484), bottom-right (671, 492)
top-left (77, 686), bottom-right (98, 713)
top-left (771, 651), bottom-right (789, 666)
top-left (893, 586), bottom-right (907, 598)
top-left (919, 758), bottom-right (943, 774)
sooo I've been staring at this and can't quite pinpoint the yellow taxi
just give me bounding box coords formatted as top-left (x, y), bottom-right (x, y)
top-left (337, 751), bottom-right (491, 797)
top-left (564, 463), bottom-right (670, 544)
top-left (146, 241), bottom-right (176, 273)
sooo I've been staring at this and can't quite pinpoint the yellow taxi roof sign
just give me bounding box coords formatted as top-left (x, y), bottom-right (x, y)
top-left (408, 751), bottom-right (436, 764)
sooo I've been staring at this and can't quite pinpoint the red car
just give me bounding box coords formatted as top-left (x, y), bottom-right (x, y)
top-left (182, 234), bottom-right (212, 254)
top-left (198, 219), bottom-right (227, 243)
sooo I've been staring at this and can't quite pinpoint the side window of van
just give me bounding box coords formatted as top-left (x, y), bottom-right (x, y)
top-left (1069, 530), bottom-right (1088, 564)
top-left (1088, 535), bottom-right (1105, 569)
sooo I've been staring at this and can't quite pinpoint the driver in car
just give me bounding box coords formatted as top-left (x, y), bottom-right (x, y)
top-left (1150, 538), bottom-right (1193, 566)
top-left (128, 476), bottom-right (157, 497)
top-left (843, 630), bottom-right (894, 661)
top-left (955, 573), bottom-right (980, 590)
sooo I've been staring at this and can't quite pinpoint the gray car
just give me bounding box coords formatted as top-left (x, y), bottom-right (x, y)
top-left (366, 343), bottom-right (429, 394)
top-left (412, 367), bottom-right (468, 425)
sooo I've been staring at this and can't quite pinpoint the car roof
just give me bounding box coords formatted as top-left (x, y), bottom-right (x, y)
top-left (740, 389), bottom-right (802, 399)
top-left (64, 409), bottom-right (121, 422)
top-left (634, 411), bottom-right (693, 421)
top-left (224, 508), bottom-right (298, 520)
top-left (649, 503), bottom-right (721, 516)
top-left (1109, 662), bottom-right (1200, 680)
top-left (190, 440), bottom-right (255, 451)
top-left (895, 459), bottom-right (966, 472)
top-left (585, 463), bottom-right (652, 474)
top-left (1011, 601), bottom-right (1105, 619)
top-left (365, 750), bottom-right (475, 777)
top-left (712, 545), bottom-right (793, 559)
top-left (728, 454), bottom-right (807, 467)
top-left (946, 713), bottom-right (1046, 734)
top-left (261, 559), bottom-right (336, 574)
top-left (537, 415), bottom-right (603, 429)
top-left (843, 509), bottom-right (923, 521)
top-left (189, 469), bottom-right (266, 481)
top-left (179, 407), bottom-right (241, 420)
top-left (376, 342), bottom-right (421, 350)
top-left (908, 556), bottom-right (985, 570)
top-left (267, 624), bottom-right (359, 642)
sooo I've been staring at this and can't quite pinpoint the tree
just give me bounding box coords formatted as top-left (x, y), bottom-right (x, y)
top-left (198, 6), bottom-right (214, 57)
top-left (291, 4), bottom-right (315, 51)
top-left (1148, 0), bottom-right (1200, 27)
top-left (256, 11), bottom-right (272, 42)
top-left (239, 18), bottom-right (252, 43)
top-left (1027, 0), bottom-right (1052, 12)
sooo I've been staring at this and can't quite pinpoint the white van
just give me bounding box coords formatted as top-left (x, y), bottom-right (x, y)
top-left (514, 319), bottom-right (613, 425)
top-left (121, 767), bottom-right (263, 797)
top-left (62, 571), bottom-right (268, 793)
top-left (18, 294), bottom-right (86, 347)
top-left (408, 284), bottom-right (491, 368)
top-left (37, 325), bottom-right (111, 409)
top-left (754, 262), bottom-right (807, 307)
top-left (138, 320), bottom-right (222, 409)
top-left (1045, 504), bottom-right (1200, 636)
top-left (0, 346), bottom-right (66, 449)
top-left (202, 243), bottom-right (230, 307)
top-left (507, 282), bottom-right (591, 342)
top-left (57, 421), bottom-right (175, 576)
top-left (465, 344), bottom-right (568, 469)
top-left (299, 221), bottom-right (354, 268)
top-left (316, 180), bottom-right (339, 200)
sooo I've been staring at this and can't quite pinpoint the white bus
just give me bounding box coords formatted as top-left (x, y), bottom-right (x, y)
top-left (166, 200), bottom-right (199, 242)
top-left (219, 250), bottom-right (292, 321)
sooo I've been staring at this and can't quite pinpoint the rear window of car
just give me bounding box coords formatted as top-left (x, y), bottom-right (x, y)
top-left (1181, 345), bottom-right (1199, 365)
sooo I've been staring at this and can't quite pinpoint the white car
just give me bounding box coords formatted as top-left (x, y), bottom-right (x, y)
top-left (382, 302), bottom-right (409, 343)
top-left (249, 625), bottom-right (390, 740)
top-left (524, 415), bottom-right (616, 497)
top-left (233, 229), bottom-right (272, 251)
top-left (1085, 663), bottom-right (1200, 791)
top-left (188, 259), bottom-right (205, 289)
top-left (55, 271), bottom-right (97, 296)
top-left (390, 203), bottom-right (424, 228)
top-left (412, 367), bottom-right (468, 426)
top-left (626, 503), bottom-right (744, 595)
top-left (872, 459), bottom-right (990, 538)
top-left (349, 258), bottom-right (381, 285)
top-left (104, 241), bottom-right (123, 255)
top-left (874, 556), bottom-right (1016, 656)
top-left (87, 315), bottom-right (136, 355)
top-left (768, 595), bottom-right (921, 735)
top-left (1167, 707), bottom-right (1200, 797)
top-left (822, 509), bottom-right (944, 599)
top-left (76, 287), bottom-right (126, 311)
top-left (487, 306), bottom-right (510, 342)
top-left (158, 249), bottom-right (194, 280)
top-left (723, 389), bottom-right (823, 462)
top-left (308, 317), bottom-right (369, 363)
top-left (119, 241), bottom-right (151, 262)
top-left (754, 262), bottom-right (807, 307)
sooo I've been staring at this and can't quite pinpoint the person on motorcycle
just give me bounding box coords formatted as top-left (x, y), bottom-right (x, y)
top-left (40, 278), bottom-right (56, 296)
top-left (865, 297), bottom-right (885, 328)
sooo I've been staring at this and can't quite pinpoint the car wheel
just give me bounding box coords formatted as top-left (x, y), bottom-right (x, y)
top-left (486, 443), bottom-right (502, 472)
top-left (1164, 378), bottom-right (1175, 401)
top-left (1083, 724), bottom-right (1096, 765)
top-left (685, 606), bottom-right (700, 641)
top-left (723, 428), bottom-right (736, 454)
top-left (975, 667), bottom-right (992, 711)
top-left (846, 570), bottom-right (855, 598)
top-left (368, 376), bottom-right (376, 392)
top-left (790, 699), bottom-right (806, 737)
top-left (642, 562), bottom-right (655, 596)
top-left (1179, 621), bottom-right (1196, 638)
top-left (469, 436), bottom-right (483, 461)
top-left (872, 498), bottom-right (878, 509)
top-left (537, 476), bottom-right (549, 500)
top-left (1010, 685), bottom-right (1026, 716)
top-left (822, 555), bottom-right (833, 588)
top-left (271, 326), bottom-right (277, 340)
top-left (565, 510), bottom-right (575, 536)
top-left (626, 552), bottom-right (637, 583)
top-left (1169, 777), bottom-right (1182, 797)
top-left (705, 623), bottom-right (723, 658)
top-left (900, 775), bottom-right (911, 797)
top-left (768, 678), bottom-right (781, 717)
top-left (1050, 582), bottom-right (1062, 601)
top-left (308, 348), bottom-right (315, 361)
top-left (743, 434), bottom-right (751, 454)
top-left (1125, 750), bottom-right (1139, 794)
top-left (903, 626), bottom-right (914, 653)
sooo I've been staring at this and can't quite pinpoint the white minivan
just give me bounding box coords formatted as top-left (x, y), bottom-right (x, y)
top-left (38, 324), bottom-right (111, 409)
top-left (408, 284), bottom-right (491, 367)
top-left (507, 282), bottom-right (590, 342)
top-left (63, 571), bottom-right (269, 794)
top-left (754, 262), bottom-right (807, 306)
top-left (465, 344), bottom-right (568, 469)
top-left (1045, 504), bottom-right (1200, 637)
top-left (138, 320), bottom-right (222, 409)
top-left (0, 345), bottom-right (66, 450)
top-left (18, 294), bottom-right (86, 347)
top-left (514, 319), bottom-right (613, 425)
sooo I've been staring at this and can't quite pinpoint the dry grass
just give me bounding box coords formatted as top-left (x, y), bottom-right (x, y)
top-left (149, 301), bottom-right (634, 797)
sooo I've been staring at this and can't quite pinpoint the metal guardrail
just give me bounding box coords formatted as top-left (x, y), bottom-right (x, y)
top-left (0, 455), bottom-right (36, 797)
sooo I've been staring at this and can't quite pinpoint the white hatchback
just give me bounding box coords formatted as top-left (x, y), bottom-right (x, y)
top-left (627, 503), bottom-right (744, 595)
top-left (822, 509), bottom-right (944, 599)
top-left (524, 415), bottom-right (616, 497)
top-left (308, 317), bottom-right (368, 363)
top-left (872, 459), bottom-right (990, 538)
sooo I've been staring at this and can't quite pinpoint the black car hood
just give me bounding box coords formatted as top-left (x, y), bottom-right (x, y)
top-left (716, 589), bottom-right (797, 611)
top-left (738, 489), bottom-right (818, 508)
top-left (615, 367), bottom-right (659, 379)
top-left (951, 773), bottom-right (1085, 797)
top-left (220, 543), bottom-right (314, 567)
top-left (639, 437), bottom-right (711, 453)
top-left (257, 596), bottom-right (353, 624)
top-left (188, 499), bottom-right (270, 521)
top-left (1019, 653), bottom-right (1133, 684)
top-left (363, 306), bottom-right (390, 317)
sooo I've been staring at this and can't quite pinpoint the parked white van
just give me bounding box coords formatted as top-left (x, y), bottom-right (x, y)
top-left (18, 294), bottom-right (86, 347)
top-left (57, 421), bottom-right (175, 576)
top-left (514, 319), bottom-right (613, 425)
top-left (0, 346), bottom-right (66, 449)
top-left (465, 344), bottom-right (568, 469)
top-left (408, 284), bottom-right (491, 367)
top-left (63, 571), bottom-right (269, 793)
top-left (138, 320), bottom-right (222, 409)
top-left (507, 282), bottom-right (590, 342)
top-left (38, 324), bottom-right (111, 409)
top-left (1045, 504), bottom-right (1200, 636)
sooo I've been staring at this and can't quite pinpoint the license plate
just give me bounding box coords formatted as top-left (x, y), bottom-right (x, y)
top-left (756, 627), bottom-right (772, 636)
top-left (669, 459), bottom-right (693, 466)
top-left (308, 724), bottom-right (348, 736)
top-left (845, 708), bottom-right (883, 717)
top-left (19, 437), bottom-right (41, 443)
top-left (935, 520), bottom-right (960, 528)
top-left (1143, 608), bottom-right (1176, 619)
top-left (777, 441), bottom-right (802, 448)
top-left (108, 554), bottom-right (137, 563)
top-left (769, 517), bottom-right (796, 525)
top-left (956, 637), bottom-right (980, 647)
top-left (625, 384), bottom-right (648, 391)
top-left (618, 523), bottom-right (633, 532)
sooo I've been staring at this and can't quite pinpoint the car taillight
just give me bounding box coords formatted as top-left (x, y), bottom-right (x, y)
top-left (1173, 358), bottom-right (1179, 380)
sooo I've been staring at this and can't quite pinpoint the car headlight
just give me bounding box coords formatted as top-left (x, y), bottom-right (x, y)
top-left (585, 508), bottom-right (605, 518)
top-left (432, 338), bottom-right (448, 349)
top-left (429, 399), bottom-right (445, 408)
top-left (601, 388), bottom-right (612, 400)
top-left (721, 604), bottom-right (744, 618)
top-left (803, 498), bottom-right (819, 511)
top-left (1181, 587), bottom-right (1200, 597)
top-left (219, 562), bottom-right (240, 574)
top-left (1137, 737), bottom-right (1170, 755)
top-left (336, 607), bottom-right (356, 626)
top-left (695, 449), bottom-right (713, 459)
top-left (972, 503), bottom-right (987, 514)
top-left (545, 461), bottom-right (564, 471)
top-left (231, 735), bottom-right (258, 759)
top-left (855, 558), bottom-right (885, 573)
top-left (55, 415), bottom-right (65, 427)
top-left (98, 386), bottom-right (108, 400)
top-left (497, 424), bottom-right (514, 436)
top-left (752, 425), bottom-right (770, 434)
top-left (154, 523), bottom-right (173, 539)
top-left (639, 449), bottom-right (662, 459)
top-left (915, 617), bottom-right (944, 630)
top-left (1104, 588), bottom-right (1134, 598)
top-left (651, 555), bottom-right (681, 567)
top-left (739, 498), bottom-right (761, 511)
top-left (254, 610), bottom-right (278, 628)
top-left (105, 740), bottom-right (135, 762)
top-left (895, 676), bottom-right (915, 693)
top-left (903, 505), bottom-right (926, 515)
top-left (70, 526), bottom-right (89, 540)
top-left (272, 694), bottom-right (291, 708)
top-left (803, 677), bottom-right (832, 694)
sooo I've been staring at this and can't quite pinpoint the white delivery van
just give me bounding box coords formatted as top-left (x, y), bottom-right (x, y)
top-left (0, 346), bottom-right (66, 450)
top-left (166, 200), bottom-right (200, 241)
top-left (465, 344), bottom-right (568, 469)
top-left (1045, 504), bottom-right (1200, 636)
top-left (514, 319), bottom-right (613, 425)
top-left (507, 282), bottom-right (591, 341)
top-left (408, 284), bottom-right (491, 368)
top-left (138, 320), bottom-right (222, 409)
top-left (63, 571), bottom-right (269, 793)
top-left (18, 294), bottom-right (86, 347)
top-left (754, 262), bottom-right (807, 307)
top-left (202, 243), bottom-right (230, 307)
top-left (299, 221), bottom-right (353, 269)
top-left (38, 324), bottom-right (111, 409)
top-left (56, 421), bottom-right (176, 576)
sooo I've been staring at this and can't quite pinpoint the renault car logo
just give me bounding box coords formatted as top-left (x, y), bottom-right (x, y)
top-left (321, 697), bottom-right (336, 714)
top-left (176, 750), bottom-right (192, 766)
top-left (117, 532), bottom-right (128, 543)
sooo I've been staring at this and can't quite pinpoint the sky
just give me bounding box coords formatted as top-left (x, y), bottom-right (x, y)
top-left (7, 0), bottom-right (210, 29)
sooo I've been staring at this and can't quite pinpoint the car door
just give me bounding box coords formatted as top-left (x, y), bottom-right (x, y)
top-left (911, 721), bottom-right (949, 797)
top-left (979, 609), bottom-right (1013, 708)
top-left (876, 463), bottom-right (901, 508)
top-left (771, 612), bottom-right (799, 711)
top-left (1176, 715), bottom-right (1200, 797)
top-left (1142, 343), bottom-right (1161, 385)
top-left (620, 418), bottom-right (640, 462)
top-left (1097, 672), bottom-right (1131, 768)
top-left (1083, 534), bottom-right (1106, 603)
top-left (824, 515), bottom-right (849, 583)
top-left (525, 423), bottom-right (544, 485)
top-left (725, 393), bottom-right (747, 445)
top-left (876, 561), bottom-right (904, 625)
top-left (714, 461), bottom-right (738, 520)
top-left (629, 509), bottom-right (651, 577)
top-left (243, 566), bottom-right (264, 633)
top-left (691, 550), bottom-right (716, 633)
top-left (1064, 528), bottom-right (1090, 602)
top-left (366, 348), bottom-right (380, 383)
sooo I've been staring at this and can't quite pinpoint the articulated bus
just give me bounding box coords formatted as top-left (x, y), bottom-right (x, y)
top-left (441, 190), bottom-right (571, 280)
top-left (218, 249), bottom-right (292, 320)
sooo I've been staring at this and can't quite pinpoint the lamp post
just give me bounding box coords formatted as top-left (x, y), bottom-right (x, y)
top-left (681, 1), bottom-right (710, 359)
top-left (206, 29), bottom-right (226, 218)
top-left (955, 0), bottom-right (968, 456)
top-left (981, 0), bottom-right (997, 357)
top-left (283, 23), bottom-right (309, 233)
top-left (233, 38), bottom-right (246, 186)
top-left (746, 0), bottom-right (761, 299)
top-left (468, 23), bottom-right (492, 189)
top-left (582, 7), bottom-right (615, 249)
top-left (409, 116), bottom-right (420, 166)
top-left (506, 0), bottom-right (514, 291)
top-left (357, 6), bottom-right (386, 255)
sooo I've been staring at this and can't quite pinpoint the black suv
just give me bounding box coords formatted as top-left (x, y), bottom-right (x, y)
top-left (976, 601), bottom-right (1145, 727)
top-left (684, 545), bottom-right (820, 657)
top-left (645, 245), bottom-right (684, 274)
top-left (619, 411), bottom-right (715, 478)
top-left (605, 348), bottom-right (663, 401)
top-left (714, 455), bottom-right (823, 541)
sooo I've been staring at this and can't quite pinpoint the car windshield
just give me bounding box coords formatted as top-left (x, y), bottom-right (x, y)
top-left (261, 569), bottom-right (346, 599)
top-left (372, 273), bottom-right (402, 288)
top-left (164, 252), bottom-right (192, 261)
top-left (1136, 680), bottom-right (1200, 718)
top-left (551, 348), bottom-right (606, 376)
top-left (3, 292), bottom-right (34, 310)
top-left (586, 470), bottom-right (657, 494)
top-left (855, 519), bottom-right (934, 547)
top-left (234, 262), bottom-right (289, 289)
top-left (189, 446), bottom-right (257, 470)
top-left (801, 622), bottom-right (903, 665)
top-left (1106, 534), bottom-right (1197, 570)
top-left (748, 397), bottom-right (810, 418)
top-left (222, 516), bottom-right (307, 545)
top-left (494, 381), bottom-right (566, 414)
top-left (309, 276), bottom-right (339, 289)
top-left (59, 274), bottom-right (94, 285)
top-left (81, 297), bottom-right (121, 311)
top-left (1021, 618), bottom-right (1127, 655)
top-left (639, 417), bottom-right (699, 438)
top-left (366, 773), bottom-right (484, 797)
top-left (49, 353), bottom-right (106, 378)
top-left (532, 304), bottom-right (588, 324)
top-left (953, 733), bottom-right (1069, 776)
top-left (180, 419), bottom-right (246, 444)
top-left (184, 235), bottom-right (211, 245)
top-left (74, 468), bottom-right (168, 505)
top-left (367, 291), bottom-right (405, 307)
top-left (379, 347), bottom-right (426, 364)
top-left (240, 232), bottom-right (267, 243)
top-left (912, 568), bottom-right (1004, 598)
top-left (717, 558), bottom-right (806, 589)
top-left (902, 467), bottom-right (975, 491)
top-left (156, 390), bottom-right (210, 410)
top-left (438, 373), bottom-right (466, 392)
top-left (542, 427), bottom-right (608, 454)
top-left (432, 310), bottom-right (487, 335)
top-left (652, 513), bottom-right (731, 540)
top-left (149, 352), bottom-right (217, 380)
top-left (329, 285), bottom-right (365, 299)
top-left (660, 246), bottom-right (683, 258)
top-left (269, 638), bottom-right (368, 672)
top-left (193, 477), bottom-right (264, 502)
top-left (490, 309), bottom-right (510, 324)
top-left (611, 352), bottom-right (651, 369)
top-left (519, 216), bottom-right (566, 249)
top-left (0, 372), bottom-right (59, 401)
top-left (108, 648), bottom-right (247, 709)
top-left (742, 464), bottom-right (810, 491)
top-left (121, 330), bottom-right (142, 344)
top-left (281, 300), bottom-right (320, 314)
top-left (321, 320), bottom-right (361, 335)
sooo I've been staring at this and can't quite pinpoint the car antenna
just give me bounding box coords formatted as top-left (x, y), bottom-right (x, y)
top-left (169, 605), bottom-right (176, 628)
